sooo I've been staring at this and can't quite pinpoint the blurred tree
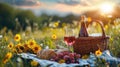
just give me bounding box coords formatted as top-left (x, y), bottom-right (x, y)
top-left (37, 14), bottom-right (52, 29)
top-left (0, 3), bottom-right (16, 30)
top-left (15, 10), bottom-right (36, 31)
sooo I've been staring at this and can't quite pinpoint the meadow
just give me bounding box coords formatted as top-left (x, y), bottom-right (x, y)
top-left (0, 17), bottom-right (120, 67)
top-left (0, 2), bottom-right (120, 67)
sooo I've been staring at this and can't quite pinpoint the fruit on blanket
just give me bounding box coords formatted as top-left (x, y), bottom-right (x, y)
top-left (37, 49), bottom-right (57, 60)
top-left (50, 51), bottom-right (81, 64)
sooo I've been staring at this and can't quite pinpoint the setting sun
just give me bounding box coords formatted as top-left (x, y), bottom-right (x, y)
top-left (99, 2), bottom-right (114, 14)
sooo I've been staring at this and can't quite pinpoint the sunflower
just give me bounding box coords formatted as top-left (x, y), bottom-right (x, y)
top-left (15, 43), bottom-right (22, 48)
top-left (23, 43), bottom-right (29, 48)
top-left (15, 43), bottom-right (23, 53)
top-left (19, 45), bottom-right (25, 52)
top-left (95, 49), bottom-right (102, 56)
top-left (23, 43), bottom-right (29, 52)
top-left (12, 48), bottom-right (17, 53)
top-left (52, 34), bottom-right (57, 40)
top-left (14, 34), bottom-right (21, 42)
top-left (27, 39), bottom-right (36, 48)
top-left (32, 45), bottom-right (42, 54)
top-left (3, 52), bottom-right (12, 64)
top-left (31, 60), bottom-right (38, 66)
top-left (8, 42), bottom-right (14, 49)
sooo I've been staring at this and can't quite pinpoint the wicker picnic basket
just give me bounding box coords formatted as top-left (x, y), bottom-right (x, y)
top-left (73, 20), bottom-right (109, 55)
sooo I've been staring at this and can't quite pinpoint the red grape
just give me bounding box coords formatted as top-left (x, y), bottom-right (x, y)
top-left (71, 60), bottom-right (75, 63)
top-left (69, 53), bottom-right (74, 57)
top-left (64, 55), bottom-right (70, 60)
top-left (49, 51), bottom-right (81, 64)
top-left (57, 53), bottom-right (63, 58)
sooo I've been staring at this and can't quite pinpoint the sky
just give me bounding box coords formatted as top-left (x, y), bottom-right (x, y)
top-left (1, 0), bottom-right (120, 16)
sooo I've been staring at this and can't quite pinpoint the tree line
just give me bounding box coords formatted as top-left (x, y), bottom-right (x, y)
top-left (0, 3), bottom-right (120, 33)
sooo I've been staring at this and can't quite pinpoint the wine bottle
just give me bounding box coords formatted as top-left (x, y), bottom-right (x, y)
top-left (78, 15), bottom-right (88, 37)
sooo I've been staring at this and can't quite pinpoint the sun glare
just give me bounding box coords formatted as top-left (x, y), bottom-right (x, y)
top-left (99, 3), bottom-right (114, 14)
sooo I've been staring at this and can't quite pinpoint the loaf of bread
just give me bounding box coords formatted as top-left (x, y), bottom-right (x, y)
top-left (37, 49), bottom-right (57, 60)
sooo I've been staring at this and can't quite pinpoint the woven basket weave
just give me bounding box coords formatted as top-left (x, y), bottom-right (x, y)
top-left (73, 20), bottom-right (109, 55)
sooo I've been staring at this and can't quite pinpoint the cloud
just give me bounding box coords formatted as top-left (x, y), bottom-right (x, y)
top-left (57, 0), bottom-right (80, 5)
top-left (48, 0), bottom-right (92, 6)
top-left (0, 0), bottom-right (41, 6)
top-left (28, 3), bottom-right (96, 16)
top-left (16, 0), bottom-right (101, 16)
top-left (2, 0), bottom-right (119, 16)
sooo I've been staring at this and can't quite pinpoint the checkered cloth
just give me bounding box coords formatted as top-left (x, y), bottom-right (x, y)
top-left (18, 50), bottom-right (120, 67)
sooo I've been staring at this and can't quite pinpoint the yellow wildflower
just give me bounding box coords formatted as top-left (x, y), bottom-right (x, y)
top-left (104, 25), bottom-right (108, 30)
top-left (54, 22), bottom-right (59, 27)
top-left (52, 34), bottom-right (57, 40)
top-left (23, 43), bottom-right (29, 48)
top-left (95, 49), bottom-right (102, 56)
top-left (27, 39), bottom-right (36, 48)
top-left (4, 36), bottom-right (8, 41)
top-left (14, 34), bottom-right (21, 42)
top-left (8, 42), bottom-right (14, 49)
top-left (3, 52), bottom-right (12, 64)
top-left (12, 48), bottom-right (17, 53)
top-left (31, 60), bottom-right (38, 66)
top-left (62, 23), bottom-right (66, 27)
top-left (23, 43), bottom-right (29, 52)
top-left (15, 43), bottom-right (22, 47)
top-left (87, 17), bottom-right (92, 22)
top-left (32, 45), bottom-right (42, 54)
top-left (58, 59), bottom-right (65, 64)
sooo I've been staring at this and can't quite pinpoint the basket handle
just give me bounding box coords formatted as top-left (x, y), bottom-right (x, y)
top-left (89, 20), bottom-right (106, 37)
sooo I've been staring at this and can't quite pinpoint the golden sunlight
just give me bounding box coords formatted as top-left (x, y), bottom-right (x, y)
top-left (99, 2), bottom-right (114, 14)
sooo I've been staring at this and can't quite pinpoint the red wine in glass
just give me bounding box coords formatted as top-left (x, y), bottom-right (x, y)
top-left (64, 36), bottom-right (75, 46)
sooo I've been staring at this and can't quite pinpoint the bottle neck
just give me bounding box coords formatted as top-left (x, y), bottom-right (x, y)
top-left (81, 15), bottom-right (87, 23)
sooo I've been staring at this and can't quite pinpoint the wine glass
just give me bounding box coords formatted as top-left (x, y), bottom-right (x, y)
top-left (64, 28), bottom-right (75, 52)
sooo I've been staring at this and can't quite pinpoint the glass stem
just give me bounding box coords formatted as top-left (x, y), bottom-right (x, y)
top-left (68, 45), bottom-right (73, 53)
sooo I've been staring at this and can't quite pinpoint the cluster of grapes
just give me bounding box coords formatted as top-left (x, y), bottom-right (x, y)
top-left (50, 51), bottom-right (81, 64)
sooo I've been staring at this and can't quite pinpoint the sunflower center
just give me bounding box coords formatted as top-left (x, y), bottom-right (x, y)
top-left (15, 36), bottom-right (19, 39)
top-left (97, 52), bottom-right (100, 55)
top-left (9, 45), bottom-right (12, 47)
top-left (19, 46), bottom-right (24, 50)
top-left (34, 47), bottom-right (38, 50)
top-left (24, 44), bottom-right (28, 47)
top-left (30, 42), bottom-right (34, 46)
